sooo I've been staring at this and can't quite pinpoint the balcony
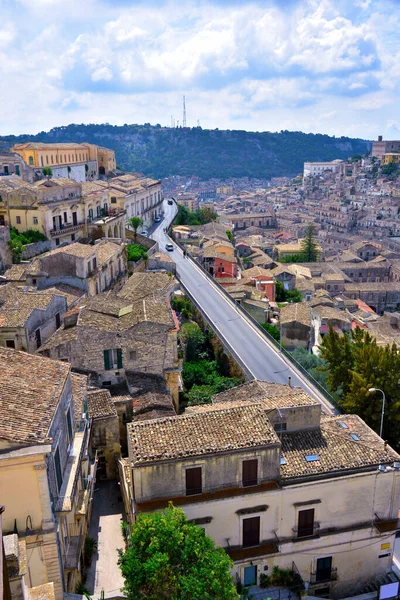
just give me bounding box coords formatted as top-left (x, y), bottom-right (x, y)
top-left (64, 535), bottom-right (82, 570)
top-left (75, 452), bottom-right (98, 517)
top-left (50, 221), bottom-right (85, 236)
top-left (374, 517), bottom-right (400, 533)
top-left (310, 567), bottom-right (338, 585)
top-left (224, 539), bottom-right (279, 561)
top-left (55, 420), bottom-right (89, 513)
top-left (88, 208), bottom-right (126, 225)
top-left (292, 522), bottom-right (320, 541)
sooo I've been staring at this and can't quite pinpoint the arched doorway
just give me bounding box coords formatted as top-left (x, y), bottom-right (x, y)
top-left (99, 166), bottom-right (105, 176)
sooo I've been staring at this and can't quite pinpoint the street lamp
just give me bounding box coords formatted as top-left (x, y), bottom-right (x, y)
top-left (368, 388), bottom-right (386, 439)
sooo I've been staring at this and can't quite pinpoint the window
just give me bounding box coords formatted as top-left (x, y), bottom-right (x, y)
top-left (33, 217), bottom-right (38, 225)
top-left (71, 234), bottom-right (75, 242)
top-left (54, 446), bottom-right (63, 492)
top-left (297, 508), bottom-right (315, 538)
top-left (63, 212), bottom-right (68, 223)
top-left (66, 407), bottom-right (73, 442)
top-left (35, 328), bottom-right (42, 349)
top-left (88, 261), bottom-right (92, 274)
top-left (46, 155), bottom-right (49, 165)
top-left (55, 238), bottom-right (60, 246)
top-left (111, 196), bottom-right (117, 204)
top-left (6, 339), bottom-right (15, 348)
top-left (103, 348), bottom-right (123, 370)
top-left (16, 216), bottom-right (21, 224)
top-left (129, 350), bottom-right (137, 360)
top-left (93, 257), bottom-right (97, 270)
top-left (350, 433), bottom-right (360, 441)
top-left (274, 423), bottom-right (287, 433)
top-left (4, 165), bottom-right (9, 175)
top-left (185, 466), bottom-right (202, 496)
top-left (242, 459), bottom-right (258, 487)
top-left (305, 454), bottom-right (319, 462)
top-left (29, 156), bottom-right (33, 165)
top-left (338, 421), bottom-right (348, 429)
top-left (316, 557), bottom-right (332, 583)
top-left (242, 516), bottom-right (260, 547)
top-left (55, 313), bottom-right (61, 329)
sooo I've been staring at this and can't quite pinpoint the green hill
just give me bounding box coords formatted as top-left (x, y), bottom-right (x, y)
top-left (0, 123), bottom-right (370, 180)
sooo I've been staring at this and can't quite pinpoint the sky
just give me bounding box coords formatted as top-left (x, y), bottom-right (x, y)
top-left (1, 0), bottom-right (400, 139)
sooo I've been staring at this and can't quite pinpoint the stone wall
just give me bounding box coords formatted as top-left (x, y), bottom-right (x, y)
top-left (21, 239), bottom-right (52, 260)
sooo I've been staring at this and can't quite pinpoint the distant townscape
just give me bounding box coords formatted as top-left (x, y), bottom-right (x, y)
top-left (2, 134), bottom-right (400, 600)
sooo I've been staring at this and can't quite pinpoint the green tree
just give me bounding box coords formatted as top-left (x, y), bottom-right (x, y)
top-left (126, 243), bottom-right (148, 262)
top-left (319, 326), bottom-right (354, 395)
top-left (226, 230), bottom-right (233, 243)
top-left (286, 288), bottom-right (302, 303)
top-left (127, 216), bottom-right (143, 239)
top-left (261, 323), bottom-right (280, 341)
top-left (118, 504), bottom-right (238, 600)
top-left (300, 223), bottom-right (319, 262)
top-left (42, 167), bottom-right (52, 178)
top-left (275, 280), bottom-right (286, 302)
top-left (180, 322), bottom-right (205, 361)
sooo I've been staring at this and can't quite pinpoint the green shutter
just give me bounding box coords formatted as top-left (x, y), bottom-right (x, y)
top-left (117, 348), bottom-right (123, 369)
top-left (104, 349), bottom-right (110, 370)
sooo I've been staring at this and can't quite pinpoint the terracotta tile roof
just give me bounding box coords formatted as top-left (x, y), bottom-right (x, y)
top-left (38, 323), bottom-right (78, 350)
top-left (0, 348), bottom-right (70, 444)
top-left (280, 303), bottom-right (312, 327)
top-left (129, 402), bottom-right (279, 465)
top-left (280, 414), bottom-right (399, 479)
top-left (213, 381), bottom-right (319, 409)
top-left (0, 286), bottom-right (67, 328)
top-left (132, 391), bottom-right (175, 416)
top-left (87, 389), bottom-right (117, 419)
top-left (2, 264), bottom-right (27, 281)
top-left (71, 373), bottom-right (88, 422)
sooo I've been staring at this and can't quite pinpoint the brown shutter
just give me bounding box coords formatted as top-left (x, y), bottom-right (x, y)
top-left (243, 516), bottom-right (260, 547)
top-left (185, 467), bottom-right (202, 496)
top-left (298, 508), bottom-right (315, 537)
top-left (242, 459), bottom-right (258, 487)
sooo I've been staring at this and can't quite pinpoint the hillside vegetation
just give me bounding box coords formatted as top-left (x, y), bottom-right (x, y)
top-left (0, 123), bottom-right (370, 180)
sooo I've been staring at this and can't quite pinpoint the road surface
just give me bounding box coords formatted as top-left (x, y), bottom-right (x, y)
top-left (150, 200), bottom-right (336, 414)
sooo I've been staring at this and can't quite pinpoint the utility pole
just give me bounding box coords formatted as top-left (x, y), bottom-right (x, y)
top-left (183, 95), bottom-right (186, 128)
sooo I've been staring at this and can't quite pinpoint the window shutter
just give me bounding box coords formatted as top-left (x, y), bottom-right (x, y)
top-left (117, 348), bottom-right (123, 369)
top-left (104, 349), bottom-right (110, 370)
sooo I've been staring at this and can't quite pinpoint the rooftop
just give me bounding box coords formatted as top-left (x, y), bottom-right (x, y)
top-left (87, 389), bottom-right (117, 419)
top-left (0, 348), bottom-right (70, 444)
top-left (280, 303), bottom-right (312, 327)
top-left (280, 414), bottom-right (399, 480)
top-left (129, 402), bottom-right (279, 465)
top-left (213, 380), bottom-right (319, 410)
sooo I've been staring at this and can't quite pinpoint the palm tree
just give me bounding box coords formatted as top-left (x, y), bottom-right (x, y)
top-left (127, 216), bottom-right (143, 240)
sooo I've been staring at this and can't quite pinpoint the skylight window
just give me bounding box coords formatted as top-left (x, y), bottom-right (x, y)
top-left (350, 433), bottom-right (360, 441)
top-left (305, 454), bottom-right (319, 462)
top-left (339, 421), bottom-right (349, 429)
top-left (280, 457), bottom-right (287, 465)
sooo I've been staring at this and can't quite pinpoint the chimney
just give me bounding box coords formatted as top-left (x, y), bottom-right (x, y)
top-left (63, 307), bottom-right (81, 328)
top-left (378, 135), bottom-right (383, 142)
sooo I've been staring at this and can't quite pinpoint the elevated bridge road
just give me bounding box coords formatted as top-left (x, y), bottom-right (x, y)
top-left (151, 200), bottom-right (335, 414)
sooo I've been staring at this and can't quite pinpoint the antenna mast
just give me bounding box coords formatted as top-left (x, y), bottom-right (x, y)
top-left (183, 95), bottom-right (187, 127)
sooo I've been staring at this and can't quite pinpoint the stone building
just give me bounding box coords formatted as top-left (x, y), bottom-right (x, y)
top-left (280, 303), bottom-right (313, 350)
top-left (0, 151), bottom-right (35, 182)
top-left (0, 284), bottom-right (68, 352)
top-left (87, 389), bottom-right (121, 480)
top-left (0, 349), bottom-right (95, 597)
top-left (121, 380), bottom-right (400, 598)
top-left (107, 173), bottom-right (163, 229)
top-left (38, 272), bottom-right (180, 405)
top-left (3, 240), bottom-right (126, 297)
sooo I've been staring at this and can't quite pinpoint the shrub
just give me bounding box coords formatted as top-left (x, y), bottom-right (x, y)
top-left (126, 243), bottom-right (148, 262)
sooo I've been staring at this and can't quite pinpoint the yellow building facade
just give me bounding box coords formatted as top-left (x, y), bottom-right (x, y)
top-left (381, 153), bottom-right (400, 165)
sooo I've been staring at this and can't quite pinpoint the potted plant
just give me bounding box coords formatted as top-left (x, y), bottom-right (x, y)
top-left (84, 536), bottom-right (97, 567)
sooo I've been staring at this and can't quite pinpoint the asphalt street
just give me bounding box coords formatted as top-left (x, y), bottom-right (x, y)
top-left (151, 199), bottom-right (336, 414)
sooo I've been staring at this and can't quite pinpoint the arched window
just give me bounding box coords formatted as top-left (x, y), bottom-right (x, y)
top-left (29, 156), bottom-right (34, 165)
top-left (97, 205), bottom-right (101, 217)
top-left (104, 203), bottom-right (108, 213)
top-left (46, 156), bottom-right (49, 165)
top-left (51, 155), bottom-right (54, 164)
top-left (88, 208), bottom-right (93, 221)
top-left (64, 155), bottom-right (67, 163)
top-left (40, 156), bottom-right (44, 166)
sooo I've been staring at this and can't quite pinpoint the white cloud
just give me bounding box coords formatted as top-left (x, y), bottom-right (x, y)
top-left (0, 0), bottom-right (399, 140)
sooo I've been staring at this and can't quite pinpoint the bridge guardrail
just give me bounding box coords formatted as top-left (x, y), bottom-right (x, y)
top-left (169, 219), bottom-right (342, 413)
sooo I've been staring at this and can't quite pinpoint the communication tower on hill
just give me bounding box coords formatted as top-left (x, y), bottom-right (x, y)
top-left (183, 95), bottom-right (187, 128)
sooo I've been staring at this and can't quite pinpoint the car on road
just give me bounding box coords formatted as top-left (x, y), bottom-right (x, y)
top-left (167, 199), bottom-right (173, 205)
top-left (154, 216), bottom-right (161, 222)
top-left (165, 243), bottom-right (174, 251)
top-left (141, 230), bottom-right (148, 236)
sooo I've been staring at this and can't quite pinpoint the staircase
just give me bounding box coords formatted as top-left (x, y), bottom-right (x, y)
top-left (360, 571), bottom-right (400, 594)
